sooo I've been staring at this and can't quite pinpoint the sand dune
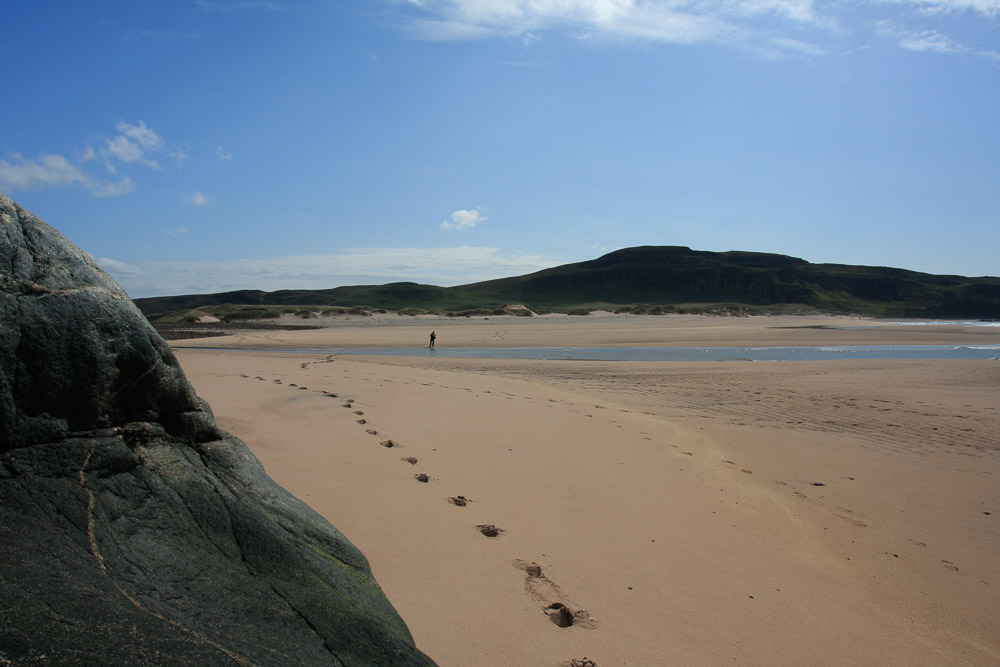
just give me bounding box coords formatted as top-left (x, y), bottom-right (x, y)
top-left (173, 316), bottom-right (1000, 666)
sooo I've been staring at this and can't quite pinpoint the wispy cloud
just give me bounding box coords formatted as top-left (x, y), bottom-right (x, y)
top-left (0, 152), bottom-right (135, 197)
top-left (396, 0), bottom-right (819, 50)
top-left (393, 0), bottom-right (1000, 60)
top-left (86, 120), bottom-right (186, 173)
top-left (874, 0), bottom-right (1000, 18)
top-left (99, 246), bottom-right (562, 297)
top-left (187, 191), bottom-right (213, 207)
top-left (876, 21), bottom-right (1000, 61)
top-left (1, 120), bottom-right (185, 197)
top-left (101, 121), bottom-right (164, 169)
top-left (216, 145), bottom-right (233, 161)
top-left (440, 209), bottom-right (486, 231)
top-left (0, 153), bottom-right (89, 190)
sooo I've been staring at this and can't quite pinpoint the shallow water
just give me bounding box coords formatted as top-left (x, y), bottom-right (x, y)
top-left (219, 344), bottom-right (1000, 362)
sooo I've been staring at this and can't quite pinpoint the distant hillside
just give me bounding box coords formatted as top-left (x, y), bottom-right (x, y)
top-left (457, 246), bottom-right (1000, 317)
top-left (135, 282), bottom-right (494, 317)
top-left (134, 246), bottom-right (1000, 319)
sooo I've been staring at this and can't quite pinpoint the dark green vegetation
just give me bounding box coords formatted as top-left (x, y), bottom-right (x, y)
top-left (136, 246), bottom-right (1000, 320)
top-left (138, 283), bottom-right (496, 321)
top-left (2, 195), bottom-right (435, 665)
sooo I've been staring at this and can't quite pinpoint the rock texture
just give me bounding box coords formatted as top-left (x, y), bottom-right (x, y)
top-left (0, 194), bottom-right (435, 666)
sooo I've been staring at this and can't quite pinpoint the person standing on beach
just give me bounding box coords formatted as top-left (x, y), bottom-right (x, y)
top-left (429, 331), bottom-right (436, 348)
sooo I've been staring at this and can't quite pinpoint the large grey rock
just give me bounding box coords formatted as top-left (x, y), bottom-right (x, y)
top-left (0, 194), bottom-right (435, 666)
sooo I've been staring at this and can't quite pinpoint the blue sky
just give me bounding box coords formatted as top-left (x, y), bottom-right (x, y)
top-left (2, 0), bottom-right (998, 297)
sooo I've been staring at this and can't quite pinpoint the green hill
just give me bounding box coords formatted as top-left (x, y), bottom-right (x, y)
top-left (457, 246), bottom-right (1000, 317)
top-left (135, 282), bottom-right (494, 319)
top-left (134, 246), bottom-right (1000, 320)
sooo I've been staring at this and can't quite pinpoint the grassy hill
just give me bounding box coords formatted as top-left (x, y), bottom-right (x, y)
top-left (135, 282), bottom-right (495, 320)
top-left (134, 246), bottom-right (1000, 320)
top-left (456, 246), bottom-right (1000, 317)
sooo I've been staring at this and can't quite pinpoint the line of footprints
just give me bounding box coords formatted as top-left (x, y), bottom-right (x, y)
top-left (246, 361), bottom-right (599, 667)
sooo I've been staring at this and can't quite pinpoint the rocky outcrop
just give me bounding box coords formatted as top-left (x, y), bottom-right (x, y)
top-left (0, 194), bottom-right (435, 666)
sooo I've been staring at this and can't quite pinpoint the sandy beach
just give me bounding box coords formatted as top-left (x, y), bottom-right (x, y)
top-left (172, 315), bottom-right (1000, 666)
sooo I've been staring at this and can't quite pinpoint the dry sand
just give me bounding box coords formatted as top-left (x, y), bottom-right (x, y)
top-left (172, 315), bottom-right (1000, 666)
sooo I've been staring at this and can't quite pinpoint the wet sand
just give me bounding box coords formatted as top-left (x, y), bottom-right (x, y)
top-left (172, 316), bottom-right (1000, 666)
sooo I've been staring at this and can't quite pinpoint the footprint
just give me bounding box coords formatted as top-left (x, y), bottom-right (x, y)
top-left (546, 603), bottom-right (575, 627)
top-left (448, 495), bottom-right (470, 506)
top-left (545, 603), bottom-right (597, 629)
top-left (365, 429), bottom-right (378, 435)
top-left (514, 559), bottom-right (561, 601)
top-left (400, 457), bottom-right (418, 465)
top-left (477, 524), bottom-right (503, 537)
top-left (512, 560), bottom-right (596, 629)
top-left (942, 561), bottom-right (959, 571)
top-left (356, 419), bottom-right (367, 425)
top-left (514, 560), bottom-right (542, 578)
top-left (414, 473), bottom-right (430, 483)
top-left (381, 440), bottom-right (400, 448)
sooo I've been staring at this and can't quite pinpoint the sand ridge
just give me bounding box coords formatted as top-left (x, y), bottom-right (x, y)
top-left (173, 316), bottom-right (1000, 666)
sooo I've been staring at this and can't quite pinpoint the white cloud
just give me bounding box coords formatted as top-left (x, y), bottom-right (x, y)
top-left (188, 191), bottom-right (212, 207)
top-left (104, 246), bottom-right (563, 297)
top-left (396, 0), bottom-right (813, 46)
top-left (93, 120), bottom-right (168, 171)
top-left (0, 153), bottom-right (135, 197)
top-left (874, 0), bottom-right (1000, 18)
top-left (216, 145), bottom-right (233, 161)
top-left (1, 120), bottom-right (182, 197)
top-left (896, 28), bottom-right (963, 53)
top-left (165, 227), bottom-right (189, 236)
top-left (394, 0), bottom-right (1000, 59)
top-left (875, 21), bottom-right (1000, 61)
top-left (0, 153), bottom-right (88, 189)
top-left (117, 120), bottom-right (163, 150)
top-left (104, 135), bottom-right (157, 168)
top-left (440, 209), bottom-right (486, 231)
